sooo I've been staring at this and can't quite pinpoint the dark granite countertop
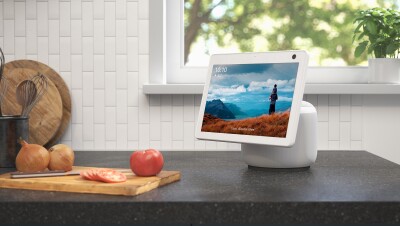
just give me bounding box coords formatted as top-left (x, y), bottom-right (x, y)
top-left (0, 151), bottom-right (399, 225)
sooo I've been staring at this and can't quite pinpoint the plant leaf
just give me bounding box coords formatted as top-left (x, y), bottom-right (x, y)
top-left (366, 21), bottom-right (377, 34)
top-left (355, 42), bottom-right (368, 57)
top-left (387, 43), bottom-right (398, 55)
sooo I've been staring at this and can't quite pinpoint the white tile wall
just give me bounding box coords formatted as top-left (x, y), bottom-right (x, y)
top-left (0, 0), bottom-right (364, 151)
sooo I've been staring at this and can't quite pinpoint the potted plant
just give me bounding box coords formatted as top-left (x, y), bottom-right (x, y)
top-left (353, 7), bottom-right (400, 83)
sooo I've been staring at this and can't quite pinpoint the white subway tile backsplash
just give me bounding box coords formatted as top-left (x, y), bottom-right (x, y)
top-left (161, 95), bottom-right (172, 122)
top-left (71, 20), bottom-right (82, 54)
top-left (138, 90), bottom-right (149, 123)
top-left (93, 55), bottom-right (105, 88)
top-left (127, 1), bottom-right (138, 37)
top-left (0, 0), bottom-right (365, 151)
top-left (59, 37), bottom-right (70, 71)
top-left (3, 20), bottom-right (14, 54)
top-left (104, 1), bottom-right (116, 37)
top-left (94, 124), bottom-right (106, 149)
top-left (59, 1), bottom-right (71, 36)
top-left (127, 72), bottom-right (138, 106)
top-left (4, 0), bottom-right (14, 19)
top-left (116, 20), bottom-right (127, 54)
top-left (72, 90), bottom-right (83, 124)
top-left (328, 106), bottom-right (339, 141)
top-left (48, 0), bottom-right (59, 20)
top-left (138, 124), bottom-right (150, 149)
top-left (94, 90), bottom-right (105, 124)
top-left (172, 106), bottom-right (183, 141)
top-left (116, 90), bottom-right (128, 124)
top-left (14, 37), bottom-right (25, 59)
top-left (138, 54), bottom-right (148, 88)
top-left (105, 107), bottom-right (116, 141)
top-left (105, 37), bottom-right (116, 71)
top-left (83, 107), bottom-right (94, 141)
top-left (14, 1), bottom-right (25, 36)
top-left (128, 107), bottom-right (139, 141)
top-left (37, 37), bottom-right (49, 63)
top-left (184, 95), bottom-right (194, 122)
top-left (127, 37), bottom-right (138, 71)
top-left (138, 0), bottom-right (148, 20)
top-left (161, 122), bottom-right (172, 150)
top-left (71, 0), bottom-right (82, 20)
top-left (116, 124), bottom-right (128, 149)
top-left (82, 37), bottom-right (94, 71)
top-left (183, 122), bottom-right (194, 150)
top-left (149, 106), bottom-right (161, 141)
top-left (71, 55), bottom-right (83, 89)
top-left (317, 95), bottom-right (328, 122)
top-left (26, 20), bottom-right (37, 54)
top-left (49, 20), bottom-right (60, 54)
top-left (138, 20), bottom-right (148, 54)
top-left (93, 0), bottom-right (104, 20)
top-left (82, 72), bottom-right (94, 106)
top-left (105, 72), bottom-right (116, 106)
top-left (72, 124), bottom-right (83, 149)
top-left (340, 122), bottom-right (351, 150)
top-left (116, 55), bottom-right (127, 89)
top-left (116, 0), bottom-right (126, 19)
top-left (37, 1), bottom-right (48, 36)
top-left (82, 1), bottom-right (93, 37)
top-left (48, 55), bottom-right (60, 72)
top-left (93, 20), bottom-right (105, 54)
top-left (26, 0), bottom-right (37, 19)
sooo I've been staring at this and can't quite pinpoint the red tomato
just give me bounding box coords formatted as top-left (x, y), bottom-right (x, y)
top-left (130, 149), bottom-right (164, 176)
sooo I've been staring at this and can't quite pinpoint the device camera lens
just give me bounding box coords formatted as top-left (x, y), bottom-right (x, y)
top-left (292, 54), bottom-right (296, 59)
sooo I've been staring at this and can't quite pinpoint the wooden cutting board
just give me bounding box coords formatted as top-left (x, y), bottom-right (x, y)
top-left (0, 166), bottom-right (181, 196)
top-left (3, 60), bottom-right (72, 148)
top-left (1, 68), bottom-right (63, 146)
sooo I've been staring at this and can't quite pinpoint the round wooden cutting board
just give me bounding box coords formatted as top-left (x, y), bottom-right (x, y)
top-left (1, 68), bottom-right (62, 146)
top-left (3, 60), bottom-right (72, 148)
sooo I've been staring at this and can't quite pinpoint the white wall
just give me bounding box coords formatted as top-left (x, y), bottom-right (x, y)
top-left (0, 0), bottom-right (364, 151)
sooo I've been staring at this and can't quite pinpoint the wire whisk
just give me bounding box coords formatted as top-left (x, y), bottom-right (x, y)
top-left (18, 73), bottom-right (49, 117)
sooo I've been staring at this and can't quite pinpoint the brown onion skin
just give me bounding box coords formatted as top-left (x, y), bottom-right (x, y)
top-left (16, 139), bottom-right (50, 173)
top-left (48, 144), bottom-right (75, 171)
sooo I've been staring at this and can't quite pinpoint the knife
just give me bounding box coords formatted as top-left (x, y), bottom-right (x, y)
top-left (10, 169), bottom-right (132, 179)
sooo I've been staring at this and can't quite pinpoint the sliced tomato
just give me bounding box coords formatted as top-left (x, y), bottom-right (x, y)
top-left (80, 170), bottom-right (90, 180)
top-left (97, 170), bottom-right (127, 183)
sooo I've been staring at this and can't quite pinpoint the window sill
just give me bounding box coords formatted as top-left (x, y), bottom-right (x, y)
top-left (143, 83), bottom-right (400, 95)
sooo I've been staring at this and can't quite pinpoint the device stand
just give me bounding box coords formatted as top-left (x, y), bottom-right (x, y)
top-left (241, 101), bottom-right (318, 168)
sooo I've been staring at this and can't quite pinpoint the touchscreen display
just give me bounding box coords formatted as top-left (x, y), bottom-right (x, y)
top-left (201, 63), bottom-right (299, 137)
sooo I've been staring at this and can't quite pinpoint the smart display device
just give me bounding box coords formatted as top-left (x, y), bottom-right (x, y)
top-left (195, 51), bottom-right (309, 147)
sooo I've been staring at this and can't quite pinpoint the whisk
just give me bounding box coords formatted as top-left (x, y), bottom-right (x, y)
top-left (0, 47), bottom-right (7, 116)
top-left (18, 73), bottom-right (49, 117)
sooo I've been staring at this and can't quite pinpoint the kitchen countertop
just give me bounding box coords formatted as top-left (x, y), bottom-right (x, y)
top-left (0, 151), bottom-right (399, 225)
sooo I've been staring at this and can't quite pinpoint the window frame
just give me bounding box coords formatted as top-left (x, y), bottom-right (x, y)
top-left (149, 0), bottom-right (368, 85)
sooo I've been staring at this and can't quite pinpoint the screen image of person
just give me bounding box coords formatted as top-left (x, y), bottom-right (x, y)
top-left (202, 63), bottom-right (299, 138)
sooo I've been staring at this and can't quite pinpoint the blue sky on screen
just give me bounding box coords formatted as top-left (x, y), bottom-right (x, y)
top-left (207, 63), bottom-right (298, 112)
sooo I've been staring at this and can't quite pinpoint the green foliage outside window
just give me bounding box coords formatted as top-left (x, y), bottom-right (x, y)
top-left (184, 0), bottom-right (399, 66)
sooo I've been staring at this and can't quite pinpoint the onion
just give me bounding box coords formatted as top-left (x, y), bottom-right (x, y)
top-left (16, 138), bottom-right (50, 173)
top-left (48, 144), bottom-right (74, 171)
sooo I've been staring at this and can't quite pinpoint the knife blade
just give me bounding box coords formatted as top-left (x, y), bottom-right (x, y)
top-left (10, 169), bottom-right (132, 179)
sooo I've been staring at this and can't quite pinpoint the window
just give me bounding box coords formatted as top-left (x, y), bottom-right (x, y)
top-left (150, 0), bottom-right (399, 84)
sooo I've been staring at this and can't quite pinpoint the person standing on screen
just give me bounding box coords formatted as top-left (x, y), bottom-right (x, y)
top-left (269, 84), bottom-right (278, 115)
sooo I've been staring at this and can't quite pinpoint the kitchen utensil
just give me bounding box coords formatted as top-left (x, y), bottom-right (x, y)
top-left (0, 76), bottom-right (8, 117)
top-left (9, 169), bottom-right (133, 179)
top-left (0, 47), bottom-right (6, 116)
top-left (3, 60), bottom-right (71, 148)
top-left (1, 68), bottom-right (62, 146)
top-left (16, 80), bottom-right (37, 117)
top-left (21, 73), bottom-right (48, 117)
top-left (0, 166), bottom-right (181, 196)
top-left (0, 116), bottom-right (29, 168)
